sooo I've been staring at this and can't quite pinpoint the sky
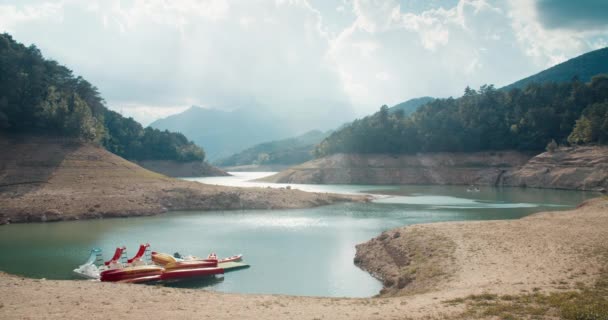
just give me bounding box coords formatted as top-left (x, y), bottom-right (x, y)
top-left (1, 0), bottom-right (607, 126)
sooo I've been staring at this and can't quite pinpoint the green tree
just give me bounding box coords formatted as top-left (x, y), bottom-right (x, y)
top-left (568, 101), bottom-right (608, 145)
top-left (568, 116), bottom-right (593, 145)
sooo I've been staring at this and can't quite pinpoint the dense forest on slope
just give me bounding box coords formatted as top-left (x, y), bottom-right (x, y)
top-left (215, 130), bottom-right (330, 167)
top-left (102, 109), bottom-right (204, 161)
top-left (0, 33), bottom-right (204, 161)
top-left (315, 76), bottom-right (608, 156)
top-left (503, 47), bottom-right (608, 90)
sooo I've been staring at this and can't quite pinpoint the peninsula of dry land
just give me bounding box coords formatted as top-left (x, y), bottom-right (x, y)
top-left (0, 135), bottom-right (367, 224)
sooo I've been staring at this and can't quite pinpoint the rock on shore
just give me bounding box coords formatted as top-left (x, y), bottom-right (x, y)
top-left (501, 146), bottom-right (608, 191)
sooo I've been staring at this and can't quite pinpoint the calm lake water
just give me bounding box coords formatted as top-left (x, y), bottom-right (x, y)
top-left (0, 172), bottom-right (596, 297)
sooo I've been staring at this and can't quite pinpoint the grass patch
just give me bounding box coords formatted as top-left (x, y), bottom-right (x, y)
top-left (444, 253), bottom-right (608, 319)
top-left (394, 229), bottom-right (456, 295)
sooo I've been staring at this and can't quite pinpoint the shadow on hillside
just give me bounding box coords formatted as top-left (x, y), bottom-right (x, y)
top-left (0, 134), bottom-right (78, 196)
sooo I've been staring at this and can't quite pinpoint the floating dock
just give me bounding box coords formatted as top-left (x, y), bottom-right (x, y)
top-left (218, 261), bottom-right (250, 272)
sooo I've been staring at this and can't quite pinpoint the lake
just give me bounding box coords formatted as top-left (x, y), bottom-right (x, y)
top-left (0, 172), bottom-right (596, 297)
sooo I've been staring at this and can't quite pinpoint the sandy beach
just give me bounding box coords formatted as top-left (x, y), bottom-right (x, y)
top-left (1, 197), bottom-right (606, 319)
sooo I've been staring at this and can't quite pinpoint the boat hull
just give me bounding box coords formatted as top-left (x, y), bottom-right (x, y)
top-left (117, 274), bottom-right (162, 284)
top-left (164, 260), bottom-right (218, 270)
top-left (100, 266), bottom-right (164, 282)
top-left (160, 267), bottom-right (224, 280)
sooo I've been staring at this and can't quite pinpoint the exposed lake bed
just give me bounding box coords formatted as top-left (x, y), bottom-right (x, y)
top-left (2, 193), bottom-right (607, 320)
top-left (0, 172), bottom-right (597, 298)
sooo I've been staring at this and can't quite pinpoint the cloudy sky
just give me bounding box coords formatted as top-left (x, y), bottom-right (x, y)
top-left (1, 0), bottom-right (607, 126)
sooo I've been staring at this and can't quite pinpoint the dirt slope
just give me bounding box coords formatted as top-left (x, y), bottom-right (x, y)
top-left (501, 146), bottom-right (608, 191)
top-left (355, 198), bottom-right (608, 299)
top-left (261, 147), bottom-right (608, 191)
top-left (0, 135), bottom-right (366, 224)
top-left (260, 151), bottom-right (532, 185)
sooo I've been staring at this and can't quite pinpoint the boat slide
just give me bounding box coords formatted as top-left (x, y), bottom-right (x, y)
top-left (104, 246), bottom-right (127, 266)
top-left (127, 243), bottom-right (151, 265)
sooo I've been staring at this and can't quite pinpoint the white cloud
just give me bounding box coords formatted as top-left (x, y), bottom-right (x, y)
top-left (0, 0), bottom-right (354, 131)
top-left (352, 0), bottom-right (400, 33)
top-left (1, 0), bottom-right (607, 126)
top-left (507, 0), bottom-right (607, 67)
top-left (330, 0), bottom-right (522, 111)
top-left (0, 2), bottom-right (63, 31)
top-left (329, 0), bottom-right (608, 113)
top-left (375, 71), bottom-right (390, 81)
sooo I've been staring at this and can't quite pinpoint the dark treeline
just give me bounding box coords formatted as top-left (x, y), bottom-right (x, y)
top-left (0, 33), bottom-right (204, 162)
top-left (103, 109), bottom-right (204, 161)
top-left (315, 76), bottom-right (608, 157)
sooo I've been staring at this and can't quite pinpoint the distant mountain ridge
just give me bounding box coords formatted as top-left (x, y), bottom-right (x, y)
top-left (389, 97), bottom-right (435, 115)
top-left (150, 106), bottom-right (294, 161)
top-left (214, 96), bottom-right (434, 168)
top-left (503, 47), bottom-right (608, 90)
top-left (215, 130), bottom-right (330, 167)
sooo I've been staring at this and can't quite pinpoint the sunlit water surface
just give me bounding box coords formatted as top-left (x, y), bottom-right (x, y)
top-left (0, 172), bottom-right (596, 297)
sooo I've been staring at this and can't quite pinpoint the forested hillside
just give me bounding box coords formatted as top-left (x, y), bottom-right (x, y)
top-left (215, 130), bottom-right (329, 167)
top-left (0, 33), bottom-right (204, 162)
top-left (315, 76), bottom-right (608, 156)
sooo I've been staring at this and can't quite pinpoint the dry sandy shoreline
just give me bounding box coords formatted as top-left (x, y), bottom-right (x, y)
top-left (1, 197), bottom-right (606, 319)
